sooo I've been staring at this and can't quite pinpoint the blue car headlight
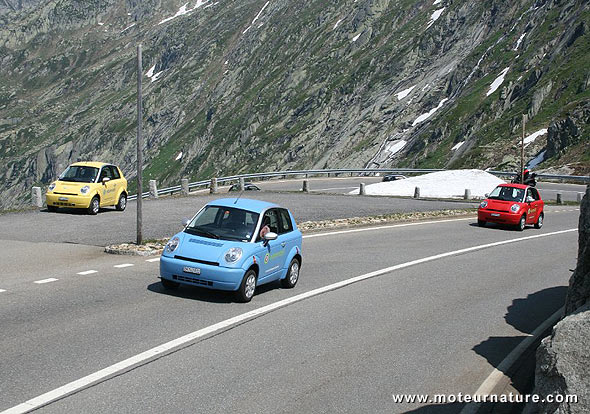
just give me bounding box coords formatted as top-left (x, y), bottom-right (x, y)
top-left (224, 247), bottom-right (243, 263)
top-left (165, 237), bottom-right (180, 253)
top-left (510, 204), bottom-right (520, 213)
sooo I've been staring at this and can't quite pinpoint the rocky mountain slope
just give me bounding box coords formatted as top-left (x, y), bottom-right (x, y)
top-left (0, 0), bottom-right (588, 208)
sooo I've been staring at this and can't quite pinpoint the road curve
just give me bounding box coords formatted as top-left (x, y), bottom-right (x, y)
top-left (0, 206), bottom-right (579, 413)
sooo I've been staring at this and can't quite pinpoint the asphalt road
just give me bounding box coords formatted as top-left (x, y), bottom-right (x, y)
top-left (0, 205), bottom-right (580, 413)
top-left (0, 192), bottom-right (477, 246)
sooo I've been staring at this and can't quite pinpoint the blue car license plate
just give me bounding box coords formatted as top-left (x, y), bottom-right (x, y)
top-left (183, 266), bottom-right (201, 275)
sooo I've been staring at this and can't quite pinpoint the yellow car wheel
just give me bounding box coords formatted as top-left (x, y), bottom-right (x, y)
top-left (88, 196), bottom-right (100, 215)
top-left (115, 193), bottom-right (127, 211)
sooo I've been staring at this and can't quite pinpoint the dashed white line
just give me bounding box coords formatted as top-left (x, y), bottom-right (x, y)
top-left (0, 289), bottom-right (6, 293)
top-left (77, 270), bottom-right (98, 275)
top-left (114, 264), bottom-right (134, 268)
top-left (3, 227), bottom-right (576, 414)
top-left (146, 258), bottom-right (161, 263)
top-left (34, 278), bottom-right (59, 284)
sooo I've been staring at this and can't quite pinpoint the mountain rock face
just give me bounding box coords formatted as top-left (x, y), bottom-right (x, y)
top-left (0, 0), bottom-right (589, 208)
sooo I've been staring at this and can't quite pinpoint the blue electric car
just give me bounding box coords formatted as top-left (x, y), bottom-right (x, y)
top-left (160, 198), bottom-right (303, 302)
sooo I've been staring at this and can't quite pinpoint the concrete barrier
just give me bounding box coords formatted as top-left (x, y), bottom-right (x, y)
top-left (210, 178), bottom-right (218, 194)
top-left (578, 192), bottom-right (584, 203)
top-left (359, 183), bottom-right (366, 195)
top-left (556, 192), bottom-right (563, 205)
top-left (302, 180), bottom-right (309, 193)
top-left (32, 187), bottom-right (42, 208)
top-left (181, 178), bottom-right (189, 196)
top-left (464, 189), bottom-right (471, 200)
top-left (414, 187), bottom-right (420, 198)
top-left (149, 180), bottom-right (158, 199)
top-left (239, 177), bottom-right (245, 191)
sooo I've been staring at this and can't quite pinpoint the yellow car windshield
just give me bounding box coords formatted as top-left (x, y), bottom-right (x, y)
top-left (59, 166), bottom-right (99, 183)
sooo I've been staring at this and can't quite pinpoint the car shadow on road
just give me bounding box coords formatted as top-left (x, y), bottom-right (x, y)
top-left (43, 207), bottom-right (121, 215)
top-left (147, 280), bottom-right (280, 303)
top-left (468, 222), bottom-right (529, 232)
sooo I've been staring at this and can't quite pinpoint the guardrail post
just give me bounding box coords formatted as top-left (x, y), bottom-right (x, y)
top-left (578, 192), bottom-right (584, 204)
top-left (302, 180), bottom-right (309, 193)
top-left (210, 178), bottom-right (218, 194)
top-left (414, 187), bottom-right (420, 199)
top-left (239, 177), bottom-right (245, 191)
top-left (359, 183), bottom-right (366, 195)
top-left (464, 189), bottom-right (471, 200)
top-left (181, 179), bottom-right (189, 196)
top-left (32, 187), bottom-right (42, 208)
top-left (556, 192), bottom-right (563, 205)
top-left (149, 180), bottom-right (158, 198)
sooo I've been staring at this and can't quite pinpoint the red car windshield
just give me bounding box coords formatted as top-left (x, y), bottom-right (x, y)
top-left (488, 186), bottom-right (525, 202)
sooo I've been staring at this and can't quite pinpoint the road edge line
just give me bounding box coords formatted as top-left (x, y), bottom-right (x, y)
top-left (459, 307), bottom-right (564, 414)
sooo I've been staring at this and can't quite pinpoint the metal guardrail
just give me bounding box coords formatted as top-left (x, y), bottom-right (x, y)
top-left (127, 168), bottom-right (589, 200)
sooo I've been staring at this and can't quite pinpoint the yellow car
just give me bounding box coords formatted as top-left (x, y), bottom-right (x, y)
top-left (45, 162), bottom-right (128, 215)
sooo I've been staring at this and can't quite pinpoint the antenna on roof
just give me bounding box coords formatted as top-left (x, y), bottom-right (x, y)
top-left (234, 189), bottom-right (244, 204)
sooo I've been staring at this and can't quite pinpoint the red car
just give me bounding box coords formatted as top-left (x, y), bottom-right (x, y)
top-left (478, 183), bottom-right (544, 231)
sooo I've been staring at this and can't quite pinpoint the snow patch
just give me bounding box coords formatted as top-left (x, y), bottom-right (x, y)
top-left (243, 1), bottom-right (270, 34)
top-left (514, 33), bottom-right (526, 50)
top-left (333, 18), bottom-right (343, 30)
top-left (451, 141), bottom-right (465, 151)
top-left (159, 0), bottom-right (210, 25)
top-left (486, 67), bottom-right (510, 96)
top-left (175, 152), bottom-right (183, 161)
top-left (350, 170), bottom-right (505, 198)
top-left (120, 23), bottom-right (136, 33)
top-left (396, 85), bottom-right (415, 101)
top-left (386, 140), bottom-right (407, 155)
top-left (433, 0), bottom-right (442, 4)
top-left (145, 64), bottom-right (163, 83)
top-left (412, 98), bottom-right (448, 126)
top-left (352, 32), bottom-right (362, 42)
top-left (427, 7), bottom-right (445, 28)
top-left (522, 128), bottom-right (548, 147)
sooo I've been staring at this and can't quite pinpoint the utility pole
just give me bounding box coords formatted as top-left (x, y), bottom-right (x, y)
top-left (520, 114), bottom-right (526, 184)
top-left (136, 43), bottom-right (143, 245)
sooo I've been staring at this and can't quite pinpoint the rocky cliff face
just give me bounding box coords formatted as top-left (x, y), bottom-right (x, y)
top-left (528, 187), bottom-right (590, 413)
top-left (0, 0), bottom-right (589, 208)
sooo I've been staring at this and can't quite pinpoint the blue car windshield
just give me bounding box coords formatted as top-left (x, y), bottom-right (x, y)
top-left (59, 166), bottom-right (99, 183)
top-left (185, 206), bottom-right (260, 242)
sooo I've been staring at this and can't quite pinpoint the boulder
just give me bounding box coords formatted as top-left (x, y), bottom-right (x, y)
top-left (528, 187), bottom-right (590, 413)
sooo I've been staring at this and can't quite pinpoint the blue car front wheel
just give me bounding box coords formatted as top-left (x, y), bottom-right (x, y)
top-left (281, 258), bottom-right (300, 289)
top-left (236, 269), bottom-right (257, 302)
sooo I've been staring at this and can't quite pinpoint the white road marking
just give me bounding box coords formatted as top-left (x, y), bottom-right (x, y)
top-left (33, 278), bottom-right (58, 284)
top-left (0, 289), bottom-right (6, 293)
top-left (303, 217), bottom-right (474, 239)
top-left (114, 264), bottom-right (134, 268)
top-left (77, 270), bottom-right (98, 275)
top-left (146, 258), bottom-right (161, 263)
top-left (460, 306), bottom-right (564, 414)
top-left (2, 227), bottom-right (576, 414)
